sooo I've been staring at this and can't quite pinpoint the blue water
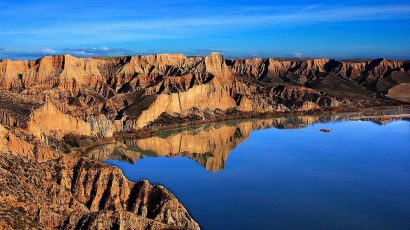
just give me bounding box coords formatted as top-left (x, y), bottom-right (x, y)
top-left (105, 119), bottom-right (410, 230)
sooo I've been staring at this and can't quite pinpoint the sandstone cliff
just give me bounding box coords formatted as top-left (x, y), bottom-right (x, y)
top-left (0, 52), bottom-right (409, 229)
top-left (0, 124), bottom-right (199, 229)
top-left (0, 53), bottom-right (408, 140)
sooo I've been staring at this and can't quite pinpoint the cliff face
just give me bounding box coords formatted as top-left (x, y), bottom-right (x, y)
top-left (0, 53), bottom-right (408, 228)
top-left (0, 53), bottom-right (410, 229)
top-left (0, 124), bottom-right (199, 229)
top-left (0, 53), bottom-right (408, 139)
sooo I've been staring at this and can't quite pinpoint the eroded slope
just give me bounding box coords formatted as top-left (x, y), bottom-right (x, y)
top-left (0, 124), bottom-right (199, 229)
top-left (0, 53), bottom-right (408, 140)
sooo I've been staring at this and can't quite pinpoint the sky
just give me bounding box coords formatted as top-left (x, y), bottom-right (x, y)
top-left (1, 0), bottom-right (410, 59)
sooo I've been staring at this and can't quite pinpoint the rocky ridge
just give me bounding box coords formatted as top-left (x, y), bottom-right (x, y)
top-left (0, 53), bottom-right (408, 140)
top-left (0, 52), bottom-right (409, 229)
top-left (0, 124), bottom-right (199, 229)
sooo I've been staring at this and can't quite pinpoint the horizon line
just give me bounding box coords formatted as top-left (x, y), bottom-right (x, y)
top-left (1, 52), bottom-right (409, 62)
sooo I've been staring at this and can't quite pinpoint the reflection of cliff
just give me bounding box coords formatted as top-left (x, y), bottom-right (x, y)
top-left (84, 109), bottom-right (410, 171)
top-left (83, 143), bottom-right (144, 163)
top-left (126, 124), bottom-right (248, 172)
top-left (154, 116), bottom-right (319, 171)
top-left (85, 124), bottom-right (249, 171)
top-left (350, 114), bottom-right (410, 125)
top-left (82, 115), bottom-right (334, 171)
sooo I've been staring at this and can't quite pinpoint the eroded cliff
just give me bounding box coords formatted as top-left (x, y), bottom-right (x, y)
top-left (0, 124), bottom-right (199, 229)
top-left (0, 52), bottom-right (409, 229)
top-left (0, 53), bottom-right (408, 140)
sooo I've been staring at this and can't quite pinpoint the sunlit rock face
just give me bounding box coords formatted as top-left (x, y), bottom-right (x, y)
top-left (0, 123), bottom-right (200, 230)
top-left (387, 83), bottom-right (410, 103)
top-left (0, 53), bottom-right (408, 228)
top-left (0, 53), bottom-right (408, 140)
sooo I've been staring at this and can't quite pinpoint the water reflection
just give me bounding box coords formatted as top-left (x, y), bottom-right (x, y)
top-left (83, 108), bottom-right (410, 171)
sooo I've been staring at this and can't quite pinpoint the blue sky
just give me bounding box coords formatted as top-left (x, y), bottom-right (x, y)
top-left (1, 0), bottom-right (410, 59)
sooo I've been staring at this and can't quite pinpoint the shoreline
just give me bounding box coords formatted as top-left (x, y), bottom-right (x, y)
top-left (71, 104), bottom-right (410, 156)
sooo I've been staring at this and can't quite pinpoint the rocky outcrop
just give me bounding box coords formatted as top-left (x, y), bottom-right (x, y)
top-left (27, 101), bottom-right (115, 139)
top-left (0, 153), bottom-right (199, 229)
top-left (0, 124), bottom-right (59, 162)
top-left (0, 124), bottom-right (199, 229)
top-left (133, 84), bottom-right (237, 129)
top-left (0, 91), bottom-right (42, 128)
top-left (0, 52), bottom-right (408, 228)
top-left (0, 53), bottom-right (408, 139)
top-left (387, 83), bottom-right (410, 103)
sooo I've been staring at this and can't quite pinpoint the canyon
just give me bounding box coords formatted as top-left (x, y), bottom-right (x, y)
top-left (0, 53), bottom-right (409, 139)
top-left (0, 52), bottom-right (409, 229)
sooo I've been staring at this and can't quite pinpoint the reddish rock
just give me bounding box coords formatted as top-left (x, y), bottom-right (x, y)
top-left (0, 52), bottom-right (409, 229)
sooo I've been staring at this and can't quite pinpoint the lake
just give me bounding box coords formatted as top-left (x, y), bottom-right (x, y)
top-left (83, 110), bottom-right (410, 230)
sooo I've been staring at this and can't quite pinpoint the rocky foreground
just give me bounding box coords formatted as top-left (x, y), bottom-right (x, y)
top-left (0, 52), bottom-right (409, 229)
top-left (0, 124), bottom-right (199, 229)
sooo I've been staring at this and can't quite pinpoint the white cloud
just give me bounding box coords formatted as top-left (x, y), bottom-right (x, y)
top-left (294, 52), bottom-right (303, 58)
top-left (94, 47), bottom-right (110, 51)
top-left (67, 50), bottom-right (95, 57)
top-left (0, 46), bottom-right (143, 59)
top-left (65, 47), bottom-right (137, 57)
top-left (41, 48), bottom-right (57, 55)
top-left (0, 48), bottom-right (59, 59)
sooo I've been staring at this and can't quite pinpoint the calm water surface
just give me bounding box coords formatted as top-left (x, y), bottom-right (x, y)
top-left (85, 112), bottom-right (410, 230)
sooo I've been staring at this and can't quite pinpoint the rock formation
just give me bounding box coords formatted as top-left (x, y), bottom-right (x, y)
top-left (0, 53), bottom-right (408, 139)
top-left (0, 124), bottom-right (199, 229)
top-left (0, 52), bottom-right (409, 228)
top-left (387, 83), bottom-right (410, 103)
